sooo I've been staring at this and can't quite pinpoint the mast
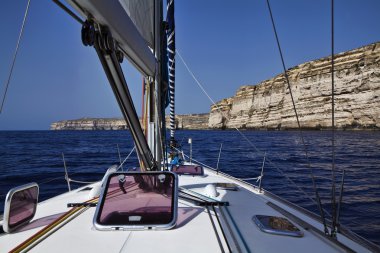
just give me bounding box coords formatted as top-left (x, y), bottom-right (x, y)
top-left (147, 0), bottom-right (164, 166)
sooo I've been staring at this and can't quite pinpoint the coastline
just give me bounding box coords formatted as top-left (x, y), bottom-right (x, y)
top-left (49, 117), bottom-right (379, 131)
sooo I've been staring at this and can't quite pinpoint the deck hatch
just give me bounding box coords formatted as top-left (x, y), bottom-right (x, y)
top-left (253, 215), bottom-right (303, 237)
top-left (215, 182), bottom-right (239, 191)
top-left (94, 171), bottom-right (178, 230)
top-left (171, 164), bottom-right (204, 176)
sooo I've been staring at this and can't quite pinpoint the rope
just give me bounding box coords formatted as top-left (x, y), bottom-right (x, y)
top-left (0, 0), bottom-right (31, 114)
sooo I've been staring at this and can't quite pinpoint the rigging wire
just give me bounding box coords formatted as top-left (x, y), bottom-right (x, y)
top-left (175, 51), bottom-right (330, 214)
top-left (51, 0), bottom-right (84, 25)
top-left (116, 146), bottom-right (136, 171)
top-left (330, 0), bottom-right (338, 237)
top-left (116, 144), bottom-right (123, 171)
top-left (265, 0), bottom-right (329, 235)
top-left (0, 0), bottom-right (31, 114)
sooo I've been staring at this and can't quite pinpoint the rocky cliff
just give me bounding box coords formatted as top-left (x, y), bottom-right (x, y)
top-left (172, 113), bottom-right (209, 130)
top-left (50, 118), bottom-right (128, 130)
top-left (209, 42), bottom-right (380, 130)
top-left (50, 114), bottom-right (209, 130)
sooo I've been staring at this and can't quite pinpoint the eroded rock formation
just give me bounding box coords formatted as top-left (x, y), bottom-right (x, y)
top-left (50, 118), bottom-right (128, 130)
top-left (209, 42), bottom-right (380, 130)
top-left (172, 113), bottom-right (209, 130)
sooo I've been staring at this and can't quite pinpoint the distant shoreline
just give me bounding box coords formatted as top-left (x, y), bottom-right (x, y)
top-left (50, 114), bottom-right (210, 131)
top-left (49, 117), bottom-right (379, 131)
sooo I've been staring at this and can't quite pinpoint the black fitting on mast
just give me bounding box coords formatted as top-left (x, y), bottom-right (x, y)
top-left (81, 22), bottom-right (158, 171)
top-left (81, 20), bottom-right (95, 46)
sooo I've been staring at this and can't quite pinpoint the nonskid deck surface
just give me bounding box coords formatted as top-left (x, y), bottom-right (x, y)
top-left (0, 168), bottom-right (373, 253)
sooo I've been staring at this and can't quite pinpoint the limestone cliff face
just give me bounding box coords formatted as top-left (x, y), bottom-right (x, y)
top-left (50, 118), bottom-right (128, 130)
top-left (170, 113), bottom-right (209, 130)
top-left (209, 42), bottom-right (380, 130)
top-left (50, 114), bottom-right (209, 130)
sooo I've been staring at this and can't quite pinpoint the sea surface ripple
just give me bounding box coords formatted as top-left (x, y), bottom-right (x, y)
top-left (0, 130), bottom-right (379, 246)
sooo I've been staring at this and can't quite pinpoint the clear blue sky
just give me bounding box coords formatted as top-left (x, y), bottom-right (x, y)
top-left (0, 0), bottom-right (379, 130)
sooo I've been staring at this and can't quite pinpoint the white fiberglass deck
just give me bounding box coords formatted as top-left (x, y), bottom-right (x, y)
top-left (0, 168), bottom-right (374, 253)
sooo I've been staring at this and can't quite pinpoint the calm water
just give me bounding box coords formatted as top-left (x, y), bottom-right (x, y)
top-left (0, 130), bottom-right (379, 246)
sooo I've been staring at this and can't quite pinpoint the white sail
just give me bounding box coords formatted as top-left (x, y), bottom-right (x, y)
top-left (119, 0), bottom-right (154, 48)
top-left (65, 0), bottom-right (156, 77)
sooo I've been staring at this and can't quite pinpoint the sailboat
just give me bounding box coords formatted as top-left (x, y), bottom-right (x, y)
top-left (1, 0), bottom-right (379, 252)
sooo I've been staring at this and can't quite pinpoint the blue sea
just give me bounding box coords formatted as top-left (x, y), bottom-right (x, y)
top-left (0, 130), bottom-right (379, 246)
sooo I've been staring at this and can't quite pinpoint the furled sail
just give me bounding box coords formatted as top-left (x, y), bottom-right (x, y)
top-left (166, 0), bottom-right (176, 145)
top-left (65, 0), bottom-right (156, 77)
top-left (119, 0), bottom-right (154, 49)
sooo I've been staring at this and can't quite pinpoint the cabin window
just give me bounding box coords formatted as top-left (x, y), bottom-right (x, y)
top-left (3, 183), bottom-right (39, 233)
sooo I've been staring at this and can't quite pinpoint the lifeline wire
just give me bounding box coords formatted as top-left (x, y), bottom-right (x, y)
top-left (174, 53), bottom-right (327, 212)
top-left (0, 147), bottom-right (134, 200)
top-left (0, 0), bottom-right (31, 114)
top-left (51, 146), bottom-right (135, 187)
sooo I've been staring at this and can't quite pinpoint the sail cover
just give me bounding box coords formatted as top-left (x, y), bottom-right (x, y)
top-left (65, 0), bottom-right (156, 77)
top-left (119, 0), bottom-right (154, 49)
top-left (166, 0), bottom-right (176, 142)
